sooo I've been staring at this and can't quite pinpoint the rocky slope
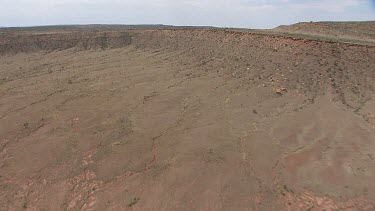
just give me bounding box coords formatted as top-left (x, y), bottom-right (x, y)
top-left (1, 27), bottom-right (375, 210)
top-left (273, 21), bottom-right (375, 45)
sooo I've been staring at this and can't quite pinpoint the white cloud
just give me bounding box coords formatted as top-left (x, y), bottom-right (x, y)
top-left (286, 0), bottom-right (362, 12)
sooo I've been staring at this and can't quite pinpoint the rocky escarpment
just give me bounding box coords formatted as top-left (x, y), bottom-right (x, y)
top-left (0, 31), bottom-right (132, 54)
top-left (133, 29), bottom-right (375, 110)
top-left (1, 28), bottom-right (375, 111)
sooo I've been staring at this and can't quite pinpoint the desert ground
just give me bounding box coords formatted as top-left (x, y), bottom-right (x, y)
top-left (1, 22), bottom-right (375, 210)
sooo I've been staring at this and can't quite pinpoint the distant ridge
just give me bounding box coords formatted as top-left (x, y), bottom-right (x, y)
top-left (272, 21), bottom-right (375, 44)
top-left (1, 22), bottom-right (375, 46)
top-left (0, 24), bottom-right (219, 33)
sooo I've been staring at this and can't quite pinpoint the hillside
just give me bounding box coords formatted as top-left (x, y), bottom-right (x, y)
top-left (273, 21), bottom-right (375, 45)
top-left (1, 25), bottom-right (375, 210)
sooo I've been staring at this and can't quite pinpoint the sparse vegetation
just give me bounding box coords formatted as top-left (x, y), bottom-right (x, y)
top-left (128, 197), bottom-right (140, 207)
top-left (23, 123), bottom-right (29, 129)
top-left (276, 184), bottom-right (292, 196)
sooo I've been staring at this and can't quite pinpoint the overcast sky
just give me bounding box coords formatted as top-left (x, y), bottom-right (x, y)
top-left (1, 0), bottom-right (374, 29)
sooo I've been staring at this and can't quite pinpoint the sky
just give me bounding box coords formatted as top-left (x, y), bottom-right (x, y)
top-left (0, 0), bottom-right (375, 29)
